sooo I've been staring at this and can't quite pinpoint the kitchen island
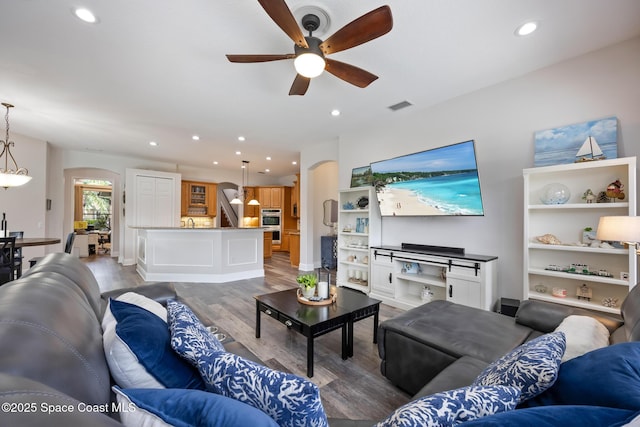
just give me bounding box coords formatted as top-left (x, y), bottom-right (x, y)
top-left (134, 227), bottom-right (264, 283)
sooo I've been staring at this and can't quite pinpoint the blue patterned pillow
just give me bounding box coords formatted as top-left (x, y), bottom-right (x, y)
top-left (167, 300), bottom-right (328, 427)
top-left (473, 332), bottom-right (566, 404)
top-left (375, 385), bottom-right (520, 427)
top-left (167, 299), bottom-right (225, 365)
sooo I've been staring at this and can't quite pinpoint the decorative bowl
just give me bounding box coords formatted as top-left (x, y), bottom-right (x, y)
top-left (540, 183), bottom-right (571, 205)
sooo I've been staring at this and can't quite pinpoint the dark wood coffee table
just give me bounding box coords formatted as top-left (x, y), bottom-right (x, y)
top-left (255, 287), bottom-right (380, 377)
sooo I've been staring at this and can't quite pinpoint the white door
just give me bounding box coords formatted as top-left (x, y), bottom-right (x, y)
top-left (153, 177), bottom-right (174, 227)
top-left (135, 176), bottom-right (156, 227)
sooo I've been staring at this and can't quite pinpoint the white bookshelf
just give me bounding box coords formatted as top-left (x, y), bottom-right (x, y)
top-left (523, 157), bottom-right (637, 314)
top-left (336, 187), bottom-right (381, 293)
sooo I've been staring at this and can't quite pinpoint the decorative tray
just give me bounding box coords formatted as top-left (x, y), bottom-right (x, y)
top-left (296, 288), bottom-right (337, 306)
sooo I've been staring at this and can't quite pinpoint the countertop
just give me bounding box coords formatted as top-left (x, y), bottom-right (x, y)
top-left (131, 226), bottom-right (266, 231)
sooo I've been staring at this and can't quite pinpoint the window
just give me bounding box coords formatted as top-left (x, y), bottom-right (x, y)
top-left (74, 179), bottom-right (112, 230)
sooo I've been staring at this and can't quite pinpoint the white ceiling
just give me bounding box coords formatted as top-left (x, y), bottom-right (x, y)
top-left (1, 0), bottom-right (639, 177)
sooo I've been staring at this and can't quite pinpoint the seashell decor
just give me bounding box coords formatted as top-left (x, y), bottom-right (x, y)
top-left (536, 234), bottom-right (562, 245)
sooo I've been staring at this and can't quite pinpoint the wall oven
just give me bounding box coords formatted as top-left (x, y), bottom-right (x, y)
top-left (261, 209), bottom-right (281, 244)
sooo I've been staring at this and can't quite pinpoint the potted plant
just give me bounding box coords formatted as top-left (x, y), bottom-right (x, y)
top-left (296, 273), bottom-right (318, 298)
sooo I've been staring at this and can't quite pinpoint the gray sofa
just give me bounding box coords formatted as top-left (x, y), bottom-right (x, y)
top-left (0, 252), bottom-right (366, 426)
top-left (378, 289), bottom-right (640, 399)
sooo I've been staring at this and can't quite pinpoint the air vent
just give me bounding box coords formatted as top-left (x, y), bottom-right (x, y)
top-left (388, 100), bottom-right (413, 111)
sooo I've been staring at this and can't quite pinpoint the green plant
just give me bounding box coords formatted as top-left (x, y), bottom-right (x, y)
top-left (296, 273), bottom-right (318, 289)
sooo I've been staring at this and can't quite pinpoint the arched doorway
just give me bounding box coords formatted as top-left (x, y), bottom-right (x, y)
top-left (64, 168), bottom-right (121, 260)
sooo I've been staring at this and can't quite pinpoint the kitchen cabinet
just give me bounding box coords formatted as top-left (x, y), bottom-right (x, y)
top-left (289, 232), bottom-right (300, 267)
top-left (181, 180), bottom-right (217, 217)
top-left (264, 231), bottom-right (273, 258)
top-left (291, 174), bottom-right (300, 218)
top-left (523, 156), bottom-right (637, 314)
top-left (244, 186), bottom-right (259, 217)
top-left (258, 187), bottom-right (283, 209)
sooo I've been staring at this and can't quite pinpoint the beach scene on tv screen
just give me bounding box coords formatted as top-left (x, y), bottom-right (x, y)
top-left (371, 141), bottom-right (485, 216)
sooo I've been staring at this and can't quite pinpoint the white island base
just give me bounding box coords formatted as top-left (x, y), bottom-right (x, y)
top-left (135, 227), bottom-right (264, 283)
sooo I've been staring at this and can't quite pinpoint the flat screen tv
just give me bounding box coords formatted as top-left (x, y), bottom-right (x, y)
top-left (370, 140), bottom-right (485, 216)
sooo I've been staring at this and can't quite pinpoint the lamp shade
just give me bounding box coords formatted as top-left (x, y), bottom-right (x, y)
top-left (229, 195), bottom-right (243, 205)
top-left (596, 216), bottom-right (640, 243)
top-left (0, 172), bottom-right (32, 188)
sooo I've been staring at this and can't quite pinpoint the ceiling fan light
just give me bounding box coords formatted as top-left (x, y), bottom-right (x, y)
top-left (294, 53), bottom-right (326, 78)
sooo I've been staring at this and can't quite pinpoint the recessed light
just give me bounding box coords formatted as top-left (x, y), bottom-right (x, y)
top-left (515, 21), bottom-right (538, 36)
top-left (74, 8), bottom-right (97, 24)
top-left (331, 109), bottom-right (340, 116)
top-left (238, 136), bottom-right (246, 142)
top-left (266, 156), bottom-right (272, 161)
top-left (235, 151), bottom-right (241, 155)
top-left (192, 135), bottom-right (200, 141)
top-left (212, 161), bottom-right (218, 165)
top-left (265, 169), bottom-right (270, 173)
top-left (149, 141), bottom-right (158, 147)
top-left (292, 161), bottom-right (297, 165)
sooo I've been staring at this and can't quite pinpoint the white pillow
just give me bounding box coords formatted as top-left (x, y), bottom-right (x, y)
top-left (554, 315), bottom-right (610, 362)
top-left (102, 292), bottom-right (168, 389)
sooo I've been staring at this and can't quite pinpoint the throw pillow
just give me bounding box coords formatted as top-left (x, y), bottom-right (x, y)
top-left (524, 342), bottom-right (640, 410)
top-left (191, 351), bottom-right (328, 427)
top-left (460, 405), bottom-right (638, 427)
top-left (113, 387), bottom-right (279, 427)
top-left (167, 307), bottom-right (329, 427)
top-left (166, 299), bottom-right (225, 365)
top-left (102, 291), bottom-right (167, 333)
top-left (554, 315), bottom-right (610, 362)
top-left (375, 385), bottom-right (520, 427)
top-left (104, 299), bottom-right (205, 390)
top-left (472, 331), bottom-right (566, 404)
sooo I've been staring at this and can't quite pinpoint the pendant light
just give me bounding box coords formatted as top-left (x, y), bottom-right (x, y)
top-left (230, 160), bottom-right (260, 206)
top-left (0, 103), bottom-right (32, 188)
top-left (244, 160), bottom-right (260, 206)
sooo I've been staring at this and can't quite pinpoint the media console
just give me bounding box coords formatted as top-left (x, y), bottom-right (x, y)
top-left (369, 244), bottom-right (498, 311)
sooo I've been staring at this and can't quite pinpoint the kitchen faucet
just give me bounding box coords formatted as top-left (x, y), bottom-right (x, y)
top-left (187, 218), bottom-right (195, 228)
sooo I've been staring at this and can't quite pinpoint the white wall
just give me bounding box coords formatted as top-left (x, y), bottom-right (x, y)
top-left (299, 140), bottom-right (339, 270)
top-left (336, 37), bottom-right (640, 299)
top-left (0, 133), bottom-right (48, 263)
top-left (311, 161), bottom-right (339, 268)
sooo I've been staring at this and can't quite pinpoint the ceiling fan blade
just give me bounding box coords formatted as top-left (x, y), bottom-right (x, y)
top-left (226, 54), bottom-right (295, 63)
top-left (325, 58), bottom-right (378, 88)
top-left (320, 5), bottom-right (393, 55)
top-left (289, 74), bottom-right (310, 96)
top-left (258, 0), bottom-right (308, 48)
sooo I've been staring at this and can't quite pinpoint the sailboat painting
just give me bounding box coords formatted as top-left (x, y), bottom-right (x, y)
top-left (534, 116), bottom-right (618, 167)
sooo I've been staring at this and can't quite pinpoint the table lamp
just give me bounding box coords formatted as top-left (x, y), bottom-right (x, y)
top-left (596, 216), bottom-right (640, 254)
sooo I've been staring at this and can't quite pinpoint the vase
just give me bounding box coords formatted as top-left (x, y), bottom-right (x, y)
top-left (301, 286), bottom-right (316, 299)
top-left (540, 183), bottom-right (571, 205)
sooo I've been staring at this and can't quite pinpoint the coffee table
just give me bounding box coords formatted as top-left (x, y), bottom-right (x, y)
top-left (255, 287), bottom-right (381, 377)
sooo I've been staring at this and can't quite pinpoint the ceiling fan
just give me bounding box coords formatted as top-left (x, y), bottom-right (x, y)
top-left (226, 1), bottom-right (393, 96)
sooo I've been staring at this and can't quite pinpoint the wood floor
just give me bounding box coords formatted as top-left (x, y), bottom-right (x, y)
top-left (83, 252), bottom-right (410, 422)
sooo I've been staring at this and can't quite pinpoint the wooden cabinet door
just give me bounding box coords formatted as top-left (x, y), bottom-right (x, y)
top-left (291, 174), bottom-right (300, 218)
top-left (244, 187), bottom-right (259, 217)
top-left (207, 183), bottom-right (217, 216)
top-left (258, 187), bottom-right (272, 207)
top-left (181, 181), bottom-right (189, 216)
top-left (270, 187), bottom-right (282, 208)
